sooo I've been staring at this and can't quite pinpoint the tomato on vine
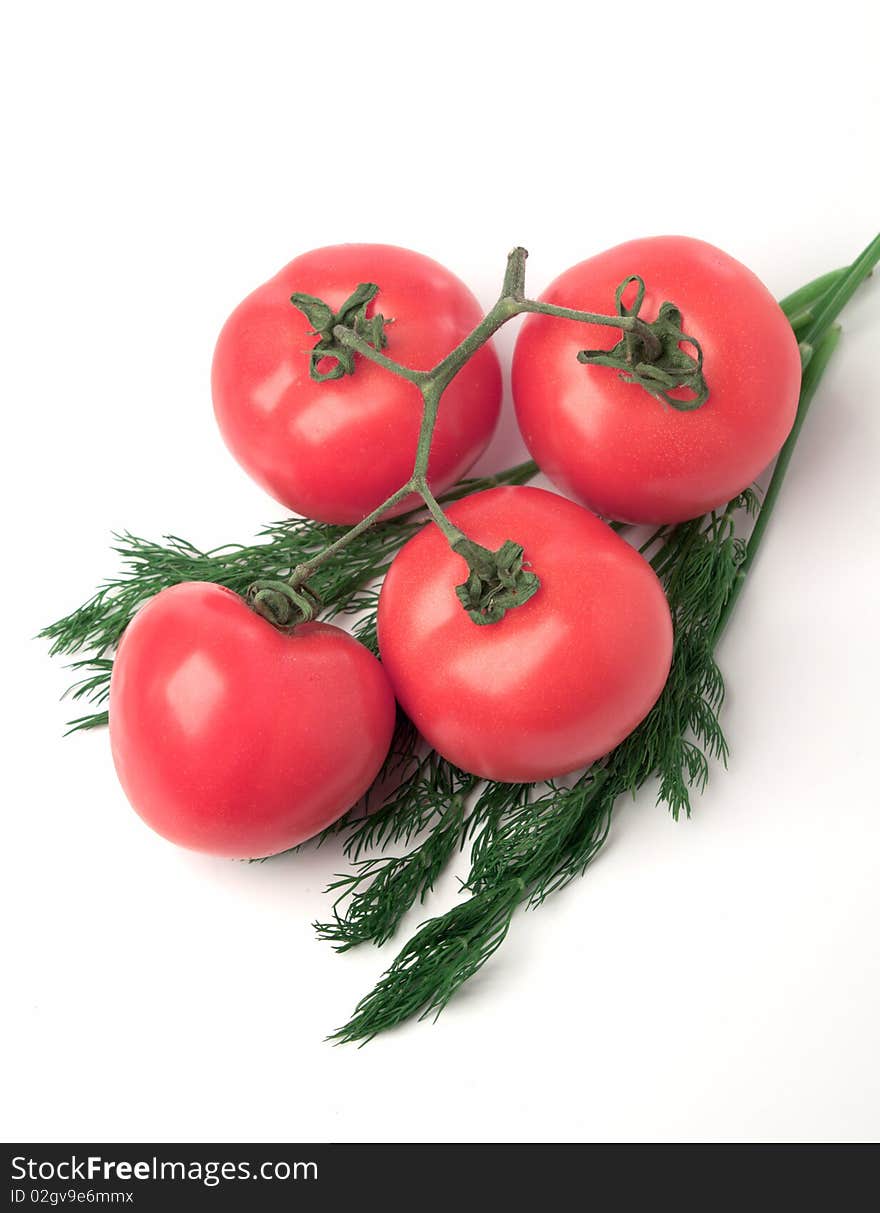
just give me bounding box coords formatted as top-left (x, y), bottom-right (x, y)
top-left (46, 228), bottom-right (880, 1040)
top-left (109, 583), bottom-right (396, 858)
top-left (377, 486), bottom-right (673, 783)
top-left (512, 236), bottom-right (802, 523)
top-left (212, 244), bottom-right (502, 524)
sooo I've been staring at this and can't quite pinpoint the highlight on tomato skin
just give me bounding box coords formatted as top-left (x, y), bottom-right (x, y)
top-left (108, 582), bottom-right (397, 859)
top-left (512, 235), bottom-right (803, 525)
top-left (377, 485), bottom-right (674, 784)
top-left (211, 243), bottom-right (503, 525)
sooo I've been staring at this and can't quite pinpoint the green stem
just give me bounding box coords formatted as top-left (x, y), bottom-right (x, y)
top-left (515, 297), bottom-right (662, 357)
top-left (713, 325), bottom-right (841, 641)
top-left (416, 480), bottom-right (468, 548)
top-left (501, 245), bottom-right (528, 301)
top-left (289, 482), bottom-right (416, 588)
top-left (779, 267), bottom-right (844, 331)
top-left (429, 297), bottom-right (517, 390)
top-left (409, 382), bottom-right (472, 547)
top-left (427, 248), bottom-right (528, 388)
top-left (331, 325), bottom-right (427, 385)
top-left (713, 233), bottom-right (880, 639)
top-left (412, 382), bottom-right (444, 479)
top-left (253, 461), bottom-right (543, 622)
top-left (799, 233), bottom-right (880, 355)
top-left (323, 258), bottom-right (673, 563)
top-left (428, 289), bottom-right (666, 391)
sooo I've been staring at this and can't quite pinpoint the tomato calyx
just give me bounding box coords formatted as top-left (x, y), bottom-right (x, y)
top-left (452, 536), bottom-right (540, 626)
top-left (290, 282), bottom-right (390, 383)
top-left (577, 275), bottom-right (710, 411)
top-left (246, 579), bottom-right (321, 628)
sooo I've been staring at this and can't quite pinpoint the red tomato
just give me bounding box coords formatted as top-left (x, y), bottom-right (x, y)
top-left (212, 244), bottom-right (502, 524)
top-left (512, 236), bottom-right (802, 523)
top-left (377, 486), bottom-right (672, 782)
top-left (109, 583), bottom-right (396, 858)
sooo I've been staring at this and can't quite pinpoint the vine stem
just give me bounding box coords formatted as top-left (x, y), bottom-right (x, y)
top-left (333, 247), bottom-right (663, 393)
top-left (417, 480), bottom-right (468, 549)
top-left (282, 247), bottom-right (697, 602)
top-left (327, 328), bottom-right (426, 385)
top-left (287, 483), bottom-right (415, 587)
top-left (278, 243), bottom-right (878, 614)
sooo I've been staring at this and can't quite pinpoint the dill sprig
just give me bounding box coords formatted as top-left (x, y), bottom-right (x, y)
top-left (316, 775), bottom-right (531, 951)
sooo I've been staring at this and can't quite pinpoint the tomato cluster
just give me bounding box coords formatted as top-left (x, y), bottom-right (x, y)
top-left (109, 239), bottom-right (800, 857)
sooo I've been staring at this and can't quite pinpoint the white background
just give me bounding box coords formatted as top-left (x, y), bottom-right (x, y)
top-left (3, 0), bottom-right (879, 1144)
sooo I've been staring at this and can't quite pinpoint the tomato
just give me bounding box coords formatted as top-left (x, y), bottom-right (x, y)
top-left (212, 244), bottom-right (502, 524)
top-left (109, 583), bottom-right (396, 858)
top-left (512, 236), bottom-right (802, 524)
top-left (377, 486), bottom-right (672, 782)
